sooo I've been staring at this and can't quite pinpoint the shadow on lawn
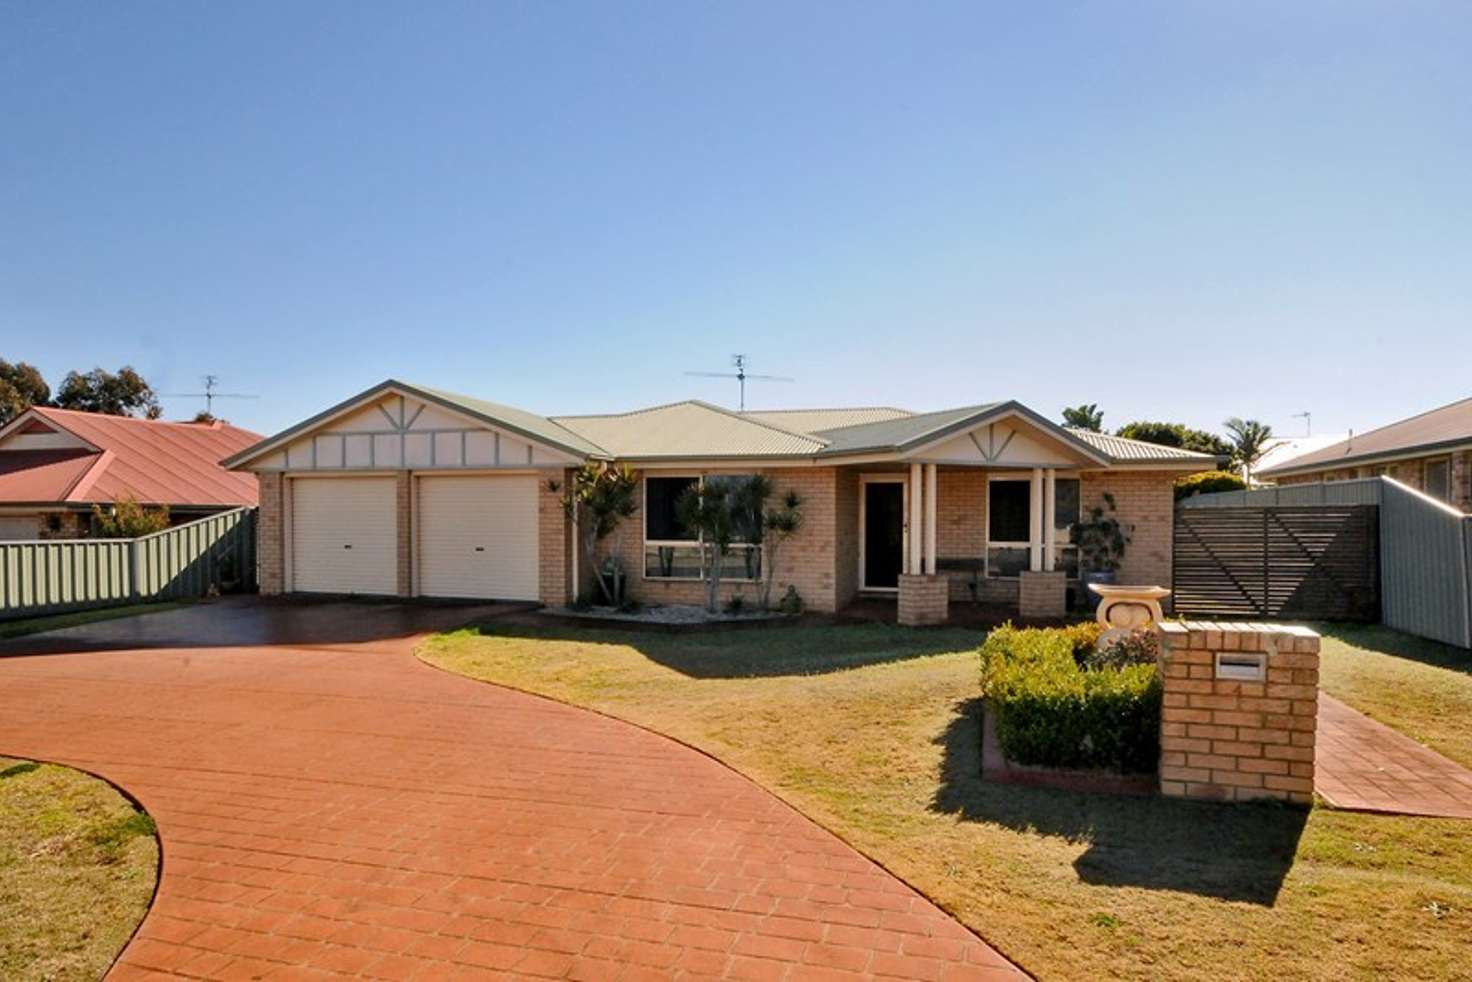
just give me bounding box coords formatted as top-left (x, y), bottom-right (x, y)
top-left (1314, 622), bottom-right (1472, 677)
top-left (930, 698), bottom-right (1308, 905)
top-left (462, 615), bottom-right (987, 679)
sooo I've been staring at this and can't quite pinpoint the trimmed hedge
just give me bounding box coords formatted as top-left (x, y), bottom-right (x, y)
top-left (1173, 469), bottom-right (1246, 501)
top-left (980, 624), bottom-right (1162, 774)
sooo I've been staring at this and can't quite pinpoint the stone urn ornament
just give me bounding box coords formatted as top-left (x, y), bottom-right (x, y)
top-left (1089, 584), bottom-right (1172, 645)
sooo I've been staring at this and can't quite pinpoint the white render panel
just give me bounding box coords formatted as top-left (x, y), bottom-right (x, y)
top-left (290, 477), bottom-right (396, 595)
top-left (926, 423), bottom-right (1080, 467)
top-left (372, 434), bottom-right (401, 468)
top-left (417, 475), bottom-right (539, 600)
top-left (343, 434), bottom-right (373, 468)
top-left (433, 432), bottom-right (462, 467)
top-left (315, 435), bottom-right (343, 468)
top-left (465, 431), bottom-right (497, 466)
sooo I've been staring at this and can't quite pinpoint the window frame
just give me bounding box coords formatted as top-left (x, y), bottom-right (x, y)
top-left (641, 471), bottom-right (764, 583)
top-left (1424, 457), bottom-right (1452, 502)
top-left (984, 472), bottom-right (1080, 579)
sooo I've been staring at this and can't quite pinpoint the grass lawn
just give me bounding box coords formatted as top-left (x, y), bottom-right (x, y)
top-left (1316, 623), bottom-right (1472, 769)
top-left (0, 602), bottom-right (188, 641)
top-left (0, 757), bottom-right (158, 981)
top-left (422, 620), bottom-right (1472, 982)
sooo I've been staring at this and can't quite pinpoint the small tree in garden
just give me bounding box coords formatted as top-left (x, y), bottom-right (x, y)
top-left (1071, 492), bottom-right (1129, 573)
top-left (760, 489), bottom-right (803, 611)
top-left (91, 495), bottom-right (170, 538)
top-left (555, 463), bottom-right (638, 605)
top-left (675, 475), bottom-right (770, 612)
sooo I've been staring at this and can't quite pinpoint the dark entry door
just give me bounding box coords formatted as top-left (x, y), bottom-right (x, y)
top-left (864, 482), bottom-right (904, 589)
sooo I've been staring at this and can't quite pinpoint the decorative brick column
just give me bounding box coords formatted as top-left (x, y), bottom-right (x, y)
top-left (1018, 570), bottom-right (1066, 620)
top-left (897, 574), bottom-right (949, 626)
top-left (395, 471), bottom-right (413, 597)
top-left (1157, 622), bottom-right (1320, 804)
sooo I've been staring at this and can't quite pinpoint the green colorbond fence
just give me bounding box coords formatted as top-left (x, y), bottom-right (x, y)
top-left (0, 508), bottom-right (256, 620)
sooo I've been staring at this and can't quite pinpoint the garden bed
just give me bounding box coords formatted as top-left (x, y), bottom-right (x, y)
top-left (541, 603), bottom-right (794, 632)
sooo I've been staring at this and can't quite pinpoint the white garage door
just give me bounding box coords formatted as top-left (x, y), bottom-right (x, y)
top-left (291, 477), bottom-right (397, 595)
top-left (0, 515), bottom-right (39, 540)
top-left (417, 475), bottom-right (539, 600)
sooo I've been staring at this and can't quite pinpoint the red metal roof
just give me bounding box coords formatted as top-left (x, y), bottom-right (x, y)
top-left (0, 408), bottom-right (262, 508)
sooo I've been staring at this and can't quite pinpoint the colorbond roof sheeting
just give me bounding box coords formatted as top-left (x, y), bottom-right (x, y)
top-left (0, 408), bottom-right (262, 507)
top-left (740, 407), bottom-right (913, 433)
top-left (1260, 396), bottom-right (1472, 477)
top-left (552, 401), bottom-right (827, 459)
top-left (406, 382), bottom-right (609, 458)
top-left (0, 449), bottom-right (98, 503)
top-left (1067, 429), bottom-right (1219, 464)
top-left (810, 404), bottom-right (1006, 455)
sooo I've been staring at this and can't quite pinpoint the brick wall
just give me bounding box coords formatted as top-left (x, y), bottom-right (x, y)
top-left (538, 469), bottom-right (570, 606)
top-left (1018, 570), bottom-right (1065, 619)
top-left (937, 470), bottom-right (986, 602)
top-left (1081, 470), bottom-right (1175, 590)
top-left (395, 472), bottom-right (412, 597)
top-left (834, 469), bottom-right (860, 609)
top-left (597, 467), bottom-right (840, 612)
top-left (1276, 452), bottom-right (1472, 513)
top-left (257, 472), bottom-right (285, 595)
top-left (36, 511), bottom-right (89, 540)
top-left (1157, 622), bottom-right (1320, 804)
top-left (1455, 451), bottom-right (1472, 512)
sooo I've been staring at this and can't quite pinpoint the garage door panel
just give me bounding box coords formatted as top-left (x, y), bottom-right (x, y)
top-left (291, 478), bottom-right (397, 595)
top-left (418, 475), bottom-right (539, 601)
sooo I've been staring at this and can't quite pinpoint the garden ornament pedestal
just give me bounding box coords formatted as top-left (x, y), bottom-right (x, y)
top-left (1089, 584), bottom-right (1171, 632)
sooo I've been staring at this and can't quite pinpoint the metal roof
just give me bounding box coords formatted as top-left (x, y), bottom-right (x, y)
top-left (1066, 429), bottom-right (1219, 463)
top-left (740, 407), bottom-right (913, 432)
top-left (811, 404), bottom-right (1005, 455)
top-left (1259, 396), bottom-right (1472, 477)
top-left (0, 408), bottom-right (262, 507)
top-left (406, 382), bottom-right (609, 457)
top-left (552, 401), bottom-right (826, 459)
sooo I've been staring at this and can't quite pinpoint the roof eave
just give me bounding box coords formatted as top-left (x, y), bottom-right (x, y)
top-left (1260, 437), bottom-right (1472, 479)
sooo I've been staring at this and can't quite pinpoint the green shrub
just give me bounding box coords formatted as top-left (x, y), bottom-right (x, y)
top-left (1174, 469), bottom-right (1246, 500)
top-left (1082, 628), bottom-right (1160, 670)
top-left (980, 624), bottom-right (1162, 773)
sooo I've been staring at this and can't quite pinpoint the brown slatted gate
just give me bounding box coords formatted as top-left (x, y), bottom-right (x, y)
top-left (1172, 505), bottom-right (1379, 621)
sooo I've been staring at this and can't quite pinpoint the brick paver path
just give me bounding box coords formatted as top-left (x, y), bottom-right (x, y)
top-left (1316, 694), bottom-right (1472, 820)
top-left (0, 603), bottom-right (1020, 980)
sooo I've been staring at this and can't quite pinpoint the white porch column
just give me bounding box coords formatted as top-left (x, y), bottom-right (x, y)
top-left (924, 463), bottom-right (938, 575)
top-left (1029, 467), bottom-right (1044, 572)
top-left (1043, 469), bottom-right (1057, 572)
top-left (909, 462), bottom-right (923, 575)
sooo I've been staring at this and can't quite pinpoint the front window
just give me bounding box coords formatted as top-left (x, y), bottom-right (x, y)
top-left (986, 475), bottom-right (1080, 578)
top-left (1425, 458), bottom-right (1451, 502)
top-left (643, 474), bottom-right (763, 581)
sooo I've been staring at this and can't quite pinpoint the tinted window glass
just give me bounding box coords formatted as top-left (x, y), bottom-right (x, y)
top-left (645, 476), bottom-right (698, 541)
top-left (989, 480), bottom-right (1030, 542)
top-left (1055, 478), bottom-right (1080, 531)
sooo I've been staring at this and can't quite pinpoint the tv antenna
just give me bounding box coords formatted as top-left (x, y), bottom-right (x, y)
top-left (162, 375), bottom-right (260, 417)
top-left (684, 354), bottom-right (793, 411)
top-left (1291, 411), bottom-right (1311, 436)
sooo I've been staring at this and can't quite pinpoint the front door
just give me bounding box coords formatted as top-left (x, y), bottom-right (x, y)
top-left (863, 481), bottom-right (905, 590)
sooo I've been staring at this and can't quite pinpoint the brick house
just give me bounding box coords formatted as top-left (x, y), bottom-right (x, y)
top-left (1259, 396), bottom-right (1472, 513)
top-left (225, 380), bottom-right (1212, 623)
top-left (0, 406), bottom-right (261, 539)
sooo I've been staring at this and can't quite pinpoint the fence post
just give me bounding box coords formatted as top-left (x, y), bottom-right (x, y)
top-left (129, 538), bottom-right (141, 601)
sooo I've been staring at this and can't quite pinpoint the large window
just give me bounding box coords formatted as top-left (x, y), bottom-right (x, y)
top-left (643, 474), bottom-right (763, 581)
top-left (986, 475), bottom-right (1080, 578)
top-left (1425, 458), bottom-right (1452, 502)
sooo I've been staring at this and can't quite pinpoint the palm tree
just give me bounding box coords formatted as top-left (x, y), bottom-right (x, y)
top-left (1062, 403), bottom-right (1104, 432)
top-left (1224, 418), bottom-right (1274, 485)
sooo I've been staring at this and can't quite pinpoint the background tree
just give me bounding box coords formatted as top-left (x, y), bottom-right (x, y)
top-left (1061, 403), bottom-right (1104, 432)
top-left (54, 366), bottom-right (161, 418)
top-left (556, 463), bottom-right (638, 605)
top-left (1115, 420), bottom-right (1232, 459)
top-left (192, 410), bottom-right (222, 424)
top-left (1224, 417), bottom-right (1274, 484)
top-left (0, 360), bottom-right (50, 425)
top-left (91, 496), bottom-right (170, 538)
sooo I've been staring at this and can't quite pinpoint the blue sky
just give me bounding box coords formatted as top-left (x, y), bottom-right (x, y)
top-left (3, 2), bottom-right (1468, 439)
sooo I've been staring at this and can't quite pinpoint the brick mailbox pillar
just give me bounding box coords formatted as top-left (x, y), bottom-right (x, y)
top-left (1157, 622), bottom-right (1321, 805)
top-left (897, 574), bottom-right (949, 626)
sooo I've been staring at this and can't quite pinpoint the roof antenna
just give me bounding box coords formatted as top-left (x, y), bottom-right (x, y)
top-left (161, 374), bottom-right (260, 419)
top-left (684, 354), bottom-right (794, 411)
top-left (1290, 411), bottom-right (1311, 436)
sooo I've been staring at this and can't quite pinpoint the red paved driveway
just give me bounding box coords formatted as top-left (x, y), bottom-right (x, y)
top-left (0, 600), bottom-right (1020, 981)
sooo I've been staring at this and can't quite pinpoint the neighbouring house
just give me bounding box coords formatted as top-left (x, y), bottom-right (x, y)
top-left (1248, 433), bottom-right (1349, 486)
top-left (1259, 396), bottom-right (1472, 512)
top-left (226, 381), bottom-right (1212, 624)
top-left (0, 407), bottom-right (262, 539)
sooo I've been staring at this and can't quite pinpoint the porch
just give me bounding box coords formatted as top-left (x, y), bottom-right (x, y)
top-left (842, 458), bottom-right (1087, 626)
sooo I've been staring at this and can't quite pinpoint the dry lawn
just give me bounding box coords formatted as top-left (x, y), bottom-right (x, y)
top-left (422, 620), bottom-right (1472, 981)
top-left (0, 757), bottom-right (158, 980)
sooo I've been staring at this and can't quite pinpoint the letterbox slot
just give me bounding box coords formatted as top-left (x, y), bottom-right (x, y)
top-left (1215, 652), bottom-right (1266, 682)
